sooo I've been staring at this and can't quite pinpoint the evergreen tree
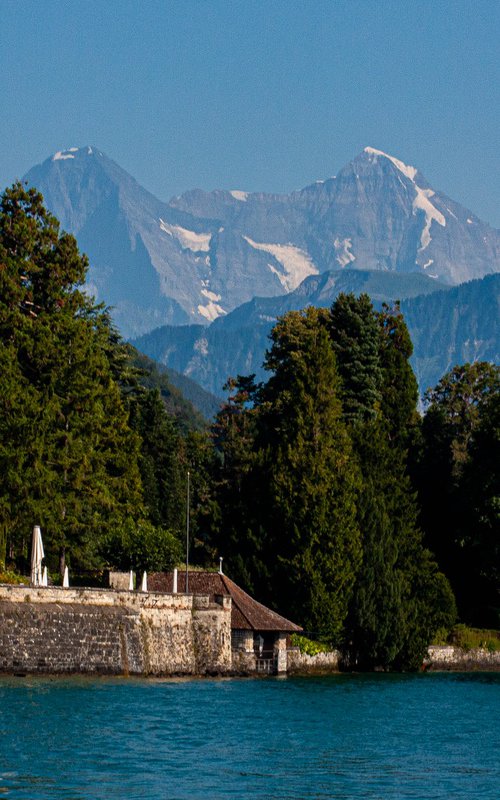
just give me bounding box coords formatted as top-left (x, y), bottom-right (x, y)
top-left (183, 428), bottom-right (222, 568)
top-left (257, 308), bottom-right (361, 641)
top-left (377, 301), bottom-right (419, 447)
top-left (329, 293), bottom-right (382, 423)
top-left (344, 420), bottom-right (408, 668)
top-left (209, 375), bottom-right (263, 588)
top-left (418, 362), bottom-right (500, 624)
top-left (0, 183), bottom-right (143, 574)
top-left (459, 391), bottom-right (500, 626)
top-left (129, 387), bottom-right (185, 533)
top-left (328, 293), bottom-right (454, 668)
top-left (342, 412), bottom-right (456, 671)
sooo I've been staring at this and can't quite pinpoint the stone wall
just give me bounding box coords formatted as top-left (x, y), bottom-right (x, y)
top-left (0, 585), bottom-right (231, 676)
top-left (426, 645), bottom-right (500, 671)
top-left (231, 629), bottom-right (256, 673)
top-left (287, 646), bottom-right (500, 674)
top-left (287, 648), bottom-right (340, 674)
top-left (109, 571), bottom-right (134, 591)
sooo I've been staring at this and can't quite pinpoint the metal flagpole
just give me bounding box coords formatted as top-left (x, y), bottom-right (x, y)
top-left (185, 470), bottom-right (190, 594)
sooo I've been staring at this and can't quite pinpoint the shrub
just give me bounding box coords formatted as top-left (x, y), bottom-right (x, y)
top-left (290, 634), bottom-right (331, 656)
top-left (0, 569), bottom-right (27, 585)
top-left (99, 518), bottom-right (182, 573)
top-left (450, 624), bottom-right (500, 652)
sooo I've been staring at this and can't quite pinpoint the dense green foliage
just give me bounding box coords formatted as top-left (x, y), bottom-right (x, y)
top-left (0, 184), bottom-right (192, 576)
top-left (416, 362), bottom-right (500, 627)
top-left (289, 633), bottom-right (330, 656)
top-left (1, 183), bottom-right (497, 669)
top-left (329, 293), bottom-right (382, 422)
top-left (207, 299), bottom-right (459, 669)
top-left (99, 518), bottom-right (182, 573)
top-left (447, 624), bottom-right (500, 653)
top-left (328, 296), bottom-right (455, 670)
top-left (258, 308), bottom-right (361, 641)
top-left (0, 184), bottom-right (143, 574)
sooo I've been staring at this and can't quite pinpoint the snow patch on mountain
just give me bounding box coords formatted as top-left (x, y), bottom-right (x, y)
top-left (364, 147), bottom-right (445, 252)
top-left (365, 147), bottom-right (417, 181)
top-left (230, 190), bottom-right (249, 202)
top-left (243, 236), bottom-right (318, 292)
top-left (198, 289), bottom-right (226, 322)
top-left (53, 148), bottom-right (79, 161)
top-left (193, 337), bottom-right (209, 357)
top-left (159, 219), bottom-right (211, 252)
top-left (413, 188), bottom-right (446, 251)
top-left (334, 237), bottom-right (356, 267)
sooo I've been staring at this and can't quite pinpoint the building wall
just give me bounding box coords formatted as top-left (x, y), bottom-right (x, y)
top-left (231, 629), bottom-right (255, 672)
top-left (0, 585), bottom-right (231, 676)
top-left (230, 630), bottom-right (289, 674)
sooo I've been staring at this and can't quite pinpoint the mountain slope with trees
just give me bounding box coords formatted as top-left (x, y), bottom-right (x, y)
top-left (134, 271), bottom-right (500, 399)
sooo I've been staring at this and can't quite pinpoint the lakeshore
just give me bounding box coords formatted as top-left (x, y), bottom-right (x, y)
top-left (1, 582), bottom-right (498, 678)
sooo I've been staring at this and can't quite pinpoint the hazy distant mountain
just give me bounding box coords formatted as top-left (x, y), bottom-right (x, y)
top-left (131, 350), bottom-right (221, 424)
top-left (401, 273), bottom-right (500, 393)
top-left (132, 272), bottom-right (500, 399)
top-left (172, 146), bottom-right (500, 289)
top-left (24, 147), bottom-right (216, 335)
top-left (23, 146), bottom-right (500, 339)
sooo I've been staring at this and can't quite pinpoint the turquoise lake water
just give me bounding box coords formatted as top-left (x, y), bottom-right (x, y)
top-left (0, 672), bottom-right (498, 799)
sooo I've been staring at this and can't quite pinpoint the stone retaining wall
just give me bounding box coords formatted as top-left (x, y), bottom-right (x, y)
top-left (0, 585), bottom-right (231, 676)
top-left (426, 645), bottom-right (500, 671)
top-left (287, 645), bottom-right (500, 674)
top-left (287, 648), bottom-right (340, 674)
top-left (4, 586), bottom-right (497, 677)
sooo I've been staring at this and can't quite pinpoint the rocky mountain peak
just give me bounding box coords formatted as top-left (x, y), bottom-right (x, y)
top-left (51, 145), bottom-right (102, 162)
top-left (22, 146), bottom-right (500, 339)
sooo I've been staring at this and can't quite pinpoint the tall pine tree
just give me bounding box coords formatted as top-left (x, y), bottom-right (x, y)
top-left (417, 362), bottom-right (500, 624)
top-left (329, 294), bottom-right (455, 669)
top-left (256, 308), bottom-right (361, 641)
top-left (0, 183), bottom-right (143, 574)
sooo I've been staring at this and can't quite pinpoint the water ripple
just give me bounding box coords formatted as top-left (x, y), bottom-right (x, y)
top-left (0, 673), bottom-right (498, 798)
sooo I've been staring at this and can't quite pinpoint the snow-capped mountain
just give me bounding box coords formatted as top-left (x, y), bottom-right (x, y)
top-left (23, 146), bottom-right (500, 338)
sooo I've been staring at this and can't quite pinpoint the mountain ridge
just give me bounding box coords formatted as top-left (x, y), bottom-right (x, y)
top-left (132, 271), bottom-right (499, 399)
top-left (23, 145), bottom-right (500, 339)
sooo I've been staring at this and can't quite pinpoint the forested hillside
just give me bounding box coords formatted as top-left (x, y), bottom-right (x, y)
top-left (1, 184), bottom-right (497, 670)
top-left (133, 271), bottom-right (500, 400)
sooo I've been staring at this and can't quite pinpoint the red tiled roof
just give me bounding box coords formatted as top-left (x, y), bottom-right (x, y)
top-left (148, 571), bottom-right (302, 632)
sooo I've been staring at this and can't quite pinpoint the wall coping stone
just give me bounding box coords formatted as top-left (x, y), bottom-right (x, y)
top-left (0, 584), bottom-right (230, 614)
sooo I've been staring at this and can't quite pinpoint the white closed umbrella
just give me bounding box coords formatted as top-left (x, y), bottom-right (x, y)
top-left (42, 566), bottom-right (48, 587)
top-left (141, 571), bottom-right (147, 592)
top-left (63, 566), bottom-right (69, 588)
top-left (129, 570), bottom-right (134, 591)
top-left (30, 525), bottom-right (44, 586)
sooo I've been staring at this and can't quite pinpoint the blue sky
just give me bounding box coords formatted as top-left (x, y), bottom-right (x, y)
top-left (2, 0), bottom-right (499, 226)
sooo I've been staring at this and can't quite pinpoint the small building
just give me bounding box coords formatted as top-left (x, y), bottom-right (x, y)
top-left (148, 570), bottom-right (302, 674)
